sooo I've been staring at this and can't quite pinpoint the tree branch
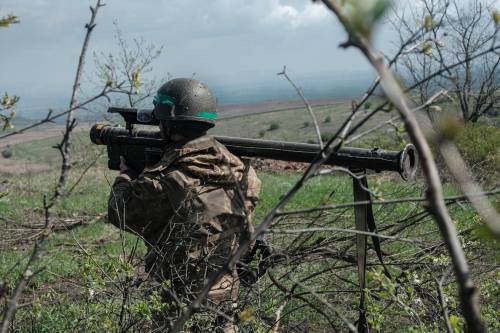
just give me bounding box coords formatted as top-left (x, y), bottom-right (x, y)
top-left (319, 0), bottom-right (485, 331)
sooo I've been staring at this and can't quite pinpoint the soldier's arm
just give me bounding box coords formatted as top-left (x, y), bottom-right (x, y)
top-left (107, 166), bottom-right (163, 236)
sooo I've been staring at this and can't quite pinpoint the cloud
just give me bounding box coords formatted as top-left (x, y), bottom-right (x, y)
top-left (0, 0), bottom-right (377, 116)
top-left (265, 1), bottom-right (329, 28)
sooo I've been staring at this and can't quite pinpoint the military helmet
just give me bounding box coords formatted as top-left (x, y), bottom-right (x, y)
top-left (153, 78), bottom-right (217, 127)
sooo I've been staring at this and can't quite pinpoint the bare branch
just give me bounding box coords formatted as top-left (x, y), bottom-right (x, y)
top-left (0, 2), bottom-right (106, 330)
top-left (439, 140), bottom-right (500, 236)
top-left (278, 65), bottom-right (324, 148)
top-left (319, 0), bottom-right (485, 331)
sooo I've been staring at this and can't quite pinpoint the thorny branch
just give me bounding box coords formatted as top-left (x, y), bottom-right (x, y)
top-left (0, 90), bottom-right (108, 141)
top-left (318, 0), bottom-right (486, 331)
top-left (438, 140), bottom-right (500, 236)
top-left (276, 188), bottom-right (500, 216)
top-left (435, 268), bottom-right (454, 333)
top-left (169, 21), bottom-right (499, 329)
top-left (0, 2), bottom-right (106, 331)
top-left (278, 65), bottom-right (324, 149)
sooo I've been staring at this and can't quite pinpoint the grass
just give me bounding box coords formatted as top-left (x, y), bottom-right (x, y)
top-left (7, 131), bottom-right (94, 166)
top-left (1, 159), bottom-right (498, 331)
top-left (0, 111), bottom-right (499, 332)
top-left (211, 101), bottom-right (398, 143)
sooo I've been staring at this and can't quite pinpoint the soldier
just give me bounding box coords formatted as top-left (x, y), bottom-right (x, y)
top-left (107, 78), bottom-right (261, 332)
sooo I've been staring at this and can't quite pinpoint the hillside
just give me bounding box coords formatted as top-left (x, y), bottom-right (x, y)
top-left (0, 100), bottom-right (498, 331)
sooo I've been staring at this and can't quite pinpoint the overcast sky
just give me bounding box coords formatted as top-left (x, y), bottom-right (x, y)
top-left (0, 0), bottom-right (396, 117)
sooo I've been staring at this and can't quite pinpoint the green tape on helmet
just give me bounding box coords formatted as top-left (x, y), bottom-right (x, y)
top-left (196, 111), bottom-right (218, 120)
top-left (154, 93), bottom-right (176, 106)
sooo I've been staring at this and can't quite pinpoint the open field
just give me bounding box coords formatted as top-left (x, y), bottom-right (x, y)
top-left (217, 98), bottom-right (351, 120)
top-left (0, 110), bottom-right (499, 332)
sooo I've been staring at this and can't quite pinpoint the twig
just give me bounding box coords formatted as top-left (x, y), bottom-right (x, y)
top-left (346, 90), bottom-right (446, 144)
top-left (267, 270), bottom-right (341, 332)
top-left (267, 227), bottom-right (418, 243)
top-left (277, 189), bottom-right (500, 216)
top-left (319, 1), bottom-right (485, 331)
top-left (439, 141), bottom-right (500, 237)
top-left (278, 66), bottom-right (323, 149)
top-left (0, 264), bottom-right (45, 333)
top-left (435, 268), bottom-right (454, 333)
top-left (171, 75), bottom-right (358, 333)
top-left (0, 2), bottom-right (106, 331)
top-left (286, 275), bottom-right (357, 332)
top-left (271, 298), bottom-right (289, 333)
top-left (0, 90), bottom-right (108, 141)
top-left (66, 148), bottom-right (105, 196)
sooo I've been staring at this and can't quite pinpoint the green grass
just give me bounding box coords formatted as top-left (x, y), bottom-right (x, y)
top-left (211, 102), bottom-right (398, 143)
top-left (1, 112), bottom-right (499, 332)
top-left (7, 131), bottom-right (94, 166)
top-left (2, 161), bottom-right (498, 331)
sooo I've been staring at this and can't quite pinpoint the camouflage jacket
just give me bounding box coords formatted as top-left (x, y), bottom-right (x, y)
top-left (108, 135), bottom-right (261, 301)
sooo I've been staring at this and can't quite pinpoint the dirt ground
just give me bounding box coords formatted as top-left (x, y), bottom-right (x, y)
top-left (0, 124), bottom-right (90, 174)
top-left (0, 124), bottom-right (90, 149)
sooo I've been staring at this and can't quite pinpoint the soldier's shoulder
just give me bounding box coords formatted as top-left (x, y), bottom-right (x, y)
top-left (181, 135), bottom-right (239, 160)
top-left (181, 135), bottom-right (218, 152)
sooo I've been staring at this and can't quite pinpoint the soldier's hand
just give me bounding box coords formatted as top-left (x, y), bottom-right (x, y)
top-left (119, 156), bottom-right (130, 174)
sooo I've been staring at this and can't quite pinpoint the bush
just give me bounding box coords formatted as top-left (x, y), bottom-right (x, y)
top-left (268, 122), bottom-right (280, 131)
top-left (258, 130), bottom-right (266, 138)
top-left (303, 121), bottom-right (310, 128)
top-left (321, 132), bottom-right (335, 143)
top-left (324, 116), bottom-right (331, 123)
top-left (1, 146), bottom-right (12, 158)
top-left (454, 123), bottom-right (500, 182)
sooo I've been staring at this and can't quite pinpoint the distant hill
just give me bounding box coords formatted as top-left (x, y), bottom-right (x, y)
top-left (12, 70), bottom-right (375, 121)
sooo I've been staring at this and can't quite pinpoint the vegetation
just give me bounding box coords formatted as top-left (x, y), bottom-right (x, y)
top-left (1, 13), bottom-right (20, 130)
top-left (392, 0), bottom-right (499, 123)
top-left (1, 146), bottom-right (12, 159)
top-left (1, 0), bottom-right (499, 331)
top-left (453, 123), bottom-right (500, 183)
top-left (0, 120), bottom-right (498, 331)
top-left (268, 121), bottom-right (280, 131)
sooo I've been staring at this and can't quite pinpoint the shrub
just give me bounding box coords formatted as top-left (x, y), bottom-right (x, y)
top-left (321, 132), bottom-right (335, 143)
top-left (303, 121), bottom-right (310, 128)
top-left (454, 123), bottom-right (500, 182)
top-left (268, 122), bottom-right (280, 131)
top-left (324, 116), bottom-right (331, 123)
top-left (258, 130), bottom-right (266, 138)
top-left (1, 146), bottom-right (12, 158)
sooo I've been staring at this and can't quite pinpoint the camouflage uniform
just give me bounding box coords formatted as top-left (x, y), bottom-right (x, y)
top-left (108, 135), bottom-right (261, 329)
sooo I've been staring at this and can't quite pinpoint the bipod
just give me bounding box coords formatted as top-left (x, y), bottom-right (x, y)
top-left (352, 170), bottom-right (392, 333)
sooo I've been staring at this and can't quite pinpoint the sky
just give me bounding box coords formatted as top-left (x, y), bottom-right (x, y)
top-left (0, 0), bottom-right (396, 118)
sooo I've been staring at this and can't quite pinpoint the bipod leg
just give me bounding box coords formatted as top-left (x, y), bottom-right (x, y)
top-left (353, 171), bottom-right (370, 333)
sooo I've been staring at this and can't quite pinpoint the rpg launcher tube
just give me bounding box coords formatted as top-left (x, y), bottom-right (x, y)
top-left (90, 124), bottom-right (418, 180)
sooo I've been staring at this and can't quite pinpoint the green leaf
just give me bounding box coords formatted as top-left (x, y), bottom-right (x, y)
top-left (0, 14), bottom-right (20, 28)
top-left (449, 315), bottom-right (464, 333)
top-left (424, 15), bottom-right (433, 31)
top-left (493, 9), bottom-right (500, 27)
